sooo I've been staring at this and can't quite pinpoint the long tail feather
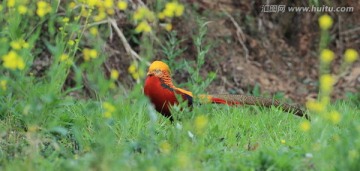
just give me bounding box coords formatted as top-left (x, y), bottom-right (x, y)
top-left (209, 94), bottom-right (310, 120)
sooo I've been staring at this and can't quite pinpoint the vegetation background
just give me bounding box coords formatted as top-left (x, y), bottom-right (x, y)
top-left (0, 0), bottom-right (359, 170)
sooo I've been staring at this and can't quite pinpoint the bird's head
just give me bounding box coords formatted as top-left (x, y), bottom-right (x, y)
top-left (147, 61), bottom-right (171, 78)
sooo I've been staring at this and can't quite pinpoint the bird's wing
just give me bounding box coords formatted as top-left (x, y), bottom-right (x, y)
top-left (174, 87), bottom-right (193, 97)
top-left (173, 87), bottom-right (194, 105)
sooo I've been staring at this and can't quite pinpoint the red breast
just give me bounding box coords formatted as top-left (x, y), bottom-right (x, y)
top-left (144, 75), bottom-right (178, 117)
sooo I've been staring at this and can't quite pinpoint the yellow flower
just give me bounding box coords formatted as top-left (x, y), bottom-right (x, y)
top-left (320, 49), bottom-right (334, 64)
top-left (164, 23), bottom-right (172, 31)
top-left (128, 63), bottom-right (137, 73)
top-left (22, 42), bottom-right (29, 49)
top-left (306, 100), bottom-right (325, 113)
top-left (106, 8), bottom-right (115, 15)
top-left (9, 39), bottom-right (28, 50)
top-left (103, 102), bottom-right (115, 112)
top-left (37, 1), bottom-right (52, 17)
top-left (131, 72), bottom-right (139, 79)
top-left (164, 2), bottom-right (177, 17)
top-left (89, 27), bottom-right (98, 36)
top-left (10, 41), bottom-right (22, 50)
top-left (135, 21), bottom-right (152, 33)
top-left (158, 12), bottom-right (165, 19)
top-left (60, 54), bottom-right (69, 61)
top-left (280, 139), bottom-right (286, 144)
top-left (300, 120), bottom-right (311, 132)
top-left (80, 6), bottom-right (89, 17)
top-left (104, 0), bottom-right (113, 8)
top-left (86, 0), bottom-right (98, 7)
top-left (83, 49), bottom-right (90, 61)
top-left (318, 14), bottom-right (333, 30)
top-left (103, 102), bottom-right (116, 118)
top-left (7, 0), bottom-right (15, 8)
top-left (18, 5), bottom-right (28, 14)
top-left (62, 17), bottom-right (70, 23)
top-left (103, 111), bottom-right (112, 118)
top-left (162, 2), bottom-right (185, 18)
top-left (131, 70), bottom-right (144, 80)
top-left (117, 1), bottom-right (128, 11)
top-left (93, 11), bottom-right (107, 21)
top-left (133, 7), bottom-right (147, 21)
top-left (329, 111), bottom-right (341, 124)
top-left (133, 7), bottom-right (154, 21)
top-left (2, 51), bottom-right (25, 70)
top-left (320, 74), bottom-right (335, 93)
top-left (159, 141), bottom-right (171, 154)
top-left (194, 115), bottom-right (208, 134)
top-left (0, 80), bottom-right (7, 91)
top-left (89, 49), bottom-right (97, 58)
top-left (83, 48), bottom-right (98, 61)
top-left (174, 3), bottom-right (184, 16)
top-left (95, 0), bottom-right (103, 8)
top-left (344, 49), bottom-right (358, 63)
top-left (68, 2), bottom-right (76, 9)
top-left (110, 69), bottom-right (119, 80)
top-left (128, 62), bottom-right (144, 79)
top-left (68, 40), bottom-right (75, 46)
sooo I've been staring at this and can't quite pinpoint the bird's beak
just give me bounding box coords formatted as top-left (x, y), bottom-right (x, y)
top-left (147, 71), bottom-right (153, 76)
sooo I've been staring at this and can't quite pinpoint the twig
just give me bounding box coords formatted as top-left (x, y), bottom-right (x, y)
top-left (108, 18), bottom-right (150, 65)
top-left (136, 0), bottom-right (146, 6)
top-left (85, 20), bottom-right (109, 28)
top-left (337, 16), bottom-right (344, 54)
top-left (221, 8), bottom-right (249, 62)
top-left (340, 26), bottom-right (360, 35)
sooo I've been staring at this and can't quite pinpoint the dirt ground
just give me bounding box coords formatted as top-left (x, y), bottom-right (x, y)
top-left (140, 0), bottom-right (360, 104)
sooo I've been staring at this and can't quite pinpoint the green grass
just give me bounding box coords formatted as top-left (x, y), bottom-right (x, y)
top-left (1, 92), bottom-right (359, 170)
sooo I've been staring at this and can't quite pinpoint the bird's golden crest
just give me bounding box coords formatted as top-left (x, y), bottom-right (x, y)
top-left (148, 61), bottom-right (170, 73)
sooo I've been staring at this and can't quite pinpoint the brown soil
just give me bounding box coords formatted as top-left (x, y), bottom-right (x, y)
top-left (144, 0), bottom-right (360, 104)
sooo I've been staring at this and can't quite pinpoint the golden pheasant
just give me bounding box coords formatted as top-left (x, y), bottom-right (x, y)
top-left (144, 61), bottom-right (309, 120)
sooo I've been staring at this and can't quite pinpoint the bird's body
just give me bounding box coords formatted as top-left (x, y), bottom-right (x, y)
top-left (144, 75), bottom-right (192, 117)
top-left (144, 61), bottom-right (309, 120)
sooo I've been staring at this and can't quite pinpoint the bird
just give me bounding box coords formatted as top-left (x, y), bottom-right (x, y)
top-left (144, 61), bottom-right (309, 120)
